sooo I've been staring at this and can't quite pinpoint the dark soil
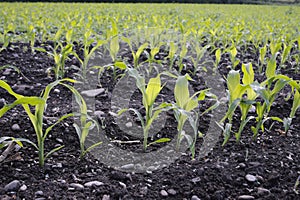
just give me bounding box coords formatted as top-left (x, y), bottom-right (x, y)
top-left (0, 42), bottom-right (299, 200)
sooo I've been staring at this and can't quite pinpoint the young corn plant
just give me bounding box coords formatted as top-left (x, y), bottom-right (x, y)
top-left (36, 42), bottom-right (73, 80)
top-left (26, 24), bottom-right (36, 52)
top-left (189, 42), bottom-right (209, 75)
top-left (64, 83), bottom-right (102, 159)
top-left (227, 45), bottom-right (240, 69)
top-left (0, 78), bottom-right (81, 167)
top-left (0, 22), bottom-right (15, 52)
top-left (213, 48), bottom-right (222, 72)
top-left (258, 44), bottom-right (267, 74)
top-left (283, 87), bottom-right (300, 133)
top-left (122, 37), bottom-right (148, 69)
top-left (167, 41), bottom-right (178, 71)
top-left (72, 30), bottom-right (106, 81)
top-left (118, 68), bottom-right (170, 152)
top-left (172, 75), bottom-right (219, 151)
top-left (249, 58), bottom-right (298, 138)
top-left (220, 69), bottom-right (250, 144)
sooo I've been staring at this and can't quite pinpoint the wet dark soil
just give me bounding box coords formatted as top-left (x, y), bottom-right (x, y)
top-left (0, 42), bottom-right (299, 200)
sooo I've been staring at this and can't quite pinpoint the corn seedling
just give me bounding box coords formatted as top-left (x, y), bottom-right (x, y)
top-left (72, 30), bottom-right (106, 81)
top-left (221, 63), bottom-right (258, 144)
top-left (122, 37), bottom-right (148, 69)
top-left (167, 41), bottom-right (178, 71)
top-left (64, 83), bottom-right (102, 159)
top-left (0, 79), bottom-right (81, 166)
top-left (172, 74), bottom-right (219, 150)
top-left (118, 68), bottom-right (170, 151)
top-left (36, 42), bottom-right (73, 80)
top-left (258, 44), bottom-right (267, 74)
top-left (228, 45), bottom-right (239, 69)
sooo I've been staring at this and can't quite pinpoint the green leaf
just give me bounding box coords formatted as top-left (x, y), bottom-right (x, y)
top-left (290, 89), bottom-right (300, 118)
top-left (145, 75), bottom-right (162, 107)
top-left (82, 141), bottom-right (103, 158)
top-left (175, 75), bottom-right (190, 108)
top-left (242, 63), bottom-right (254, 85)
top-left (266, 54), bottom-right (277, 79)
top-left (215, 48), bottom-right (221, 64)
top-left (114, 61), bottom-right (127, 70)
top-left (45, 145), bottom-right (64, 159)
top-left (147, 138), bottom-right (171, 147)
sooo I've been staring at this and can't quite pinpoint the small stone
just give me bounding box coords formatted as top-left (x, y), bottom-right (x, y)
top-left (69, 183), bottom-right (84, 191)
top-left (160, 189), bottom-right (168, 197)
top-left (119, 182), bottom-right (126, 189)
top-left (2, 68), bottom-right (12, 75)
top-left (120, 164), bottom-right (134, 170)
top-left (53, 89), bottom-right (60, 94)
top-left (56, 138), bottom-right (63, 143)
top-left (191, 195), bottom-right (201, 200)
top-left (35, 198), bottom-right (45, 200)
top-left (108, 111), bottom-right (118, 117)
top-left (102, 195), bottom-right (110, 200)
top-left (238, 195), bottom-right (255, 200)
top-left (167, 188), bottom-right (176, 195)
top-left (84, 181), bottom-right (104, 187)
top-left (12, 85), bottom-right (34, 95)
top-left (11, 124), bottom-right (21, 131)
top-left (94, 111), bottom-right (105, 119)
top-left (237, 163), bottom-right (246, 169)
top-left (256, 175), bottom-right (264, 182)
top-left (20, 184), bottom-right (27, 191)
top-left (125, 122), bottom-right (132, 128)
top-left (257, 187), bottom-right (270, 195)
top-left (0, 98), bottom-right (5, 108)
top-left (191, 177), bottom-right (201, 184)
top-left (35, 190), bottom-right (44, 196)
top-left (245, 174), bottom-right (257, 182)
top-left (55, 163), bottom-right (63, 168)
top-left (81, 88), bottom-right (105, 97)
top-left (4, 180), bottom-right (21, 192)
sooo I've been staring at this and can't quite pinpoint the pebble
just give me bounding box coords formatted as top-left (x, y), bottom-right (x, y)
top-left (191, 177), bottom-right (201, 184)
top-left (102, 195), bottom-right (110, 200)
top-left (167, 188), bottom-right (176, 195)
top-left (2, 68), bottom-right (12, 75)
top-left (191, 195), bottom-right (201, 200)
top-left (35, 190), bottom-right (44, 196)
top-left (12, 84), bottom-right (34, 95)
top-left (256, 175), bottom-right (264, 182)
top-left (120, 163), bottom-right (134, 170)
top-left (4, 180), bottom-right (21, 192)
top-left (237, 163), bottom-right (246, 169)
top-left (81, 88), bottom-right (105, 97)
top-left (94, 110), bottom-right (105, 119)
top-left (55, 138), bottom-right (63, 143)
top-left (84, 181), bottom-right (104, 187)
top-left (19, 184), bottom-right (27, 191)
top-left (238, 195), bottom-right (255, 200)
top-left (257, 187), bottom-right (270, 195)
top-left (69, 183), bottom-right (84, 191)
top-left (119, 182), bottom-right (126, 189)
top-left (108, 111), bottom-right (118, 117)
top-left (0, 98), bottom-right (5, 108)
top-left (35, 198), bottom-right (45, 200)
top-left (245, 174), bottom-right (257, 182)
top-left (53, 89), bottom-right (60, 94)
top-left (11, 124), bottom-right (21, 131)
top-left (160, 189), bottom-right (168, 197)
top-left (125, 122), bottom-right (133, 128)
